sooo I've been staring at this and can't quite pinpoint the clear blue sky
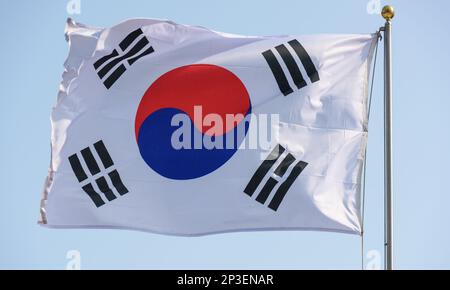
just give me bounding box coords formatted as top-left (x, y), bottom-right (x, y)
top-left (1, 0), bottom-right (449, 269)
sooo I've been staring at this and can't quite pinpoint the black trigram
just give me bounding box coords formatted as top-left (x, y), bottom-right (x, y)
top-left (68, 140), bottom-right (129, 207)
top-left (262, 39), bottom-right (320, 96)
top-left (244, 144), bottom-right (308, 211)
top-left (93, 28), bottom-right (155, 89)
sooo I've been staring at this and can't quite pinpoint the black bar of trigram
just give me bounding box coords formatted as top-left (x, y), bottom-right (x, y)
top-left (262, 50), bottom-right (293, 96)
top-left (128, 46), bottom-right (154, 65)
top-left (244, 144), bottom-right (285, 196)
top-left (255, 177), bottom-right (278, 204)
top-left (82, 183), bottom-right (105, 207)
top-left (119, 28), bottom-right (143, 51)
top-left (95, 176), bottom-right (117, 201)
top-left (275, 44), bottom-right (307, 90)
top-left (93, 49), bottom-right (119, 70)
top-left (103, 64), bottom-right (126, 89)
top-left (274, 153), bottom-right (296, 177)
top-left (288, 40), bottom-right (320, 83)
top-left (268, 161), bottom-right (308, 211)
top-left (68, 154), bottom-right (88, 182)
top-left (108, 170), bottom-right (129, 195)
top-left (80, 147), bottom-right (101, 175)
top-left (94, 140), bottom-right (114, 169)
top-left (98, 37), bottom-right (150, 79)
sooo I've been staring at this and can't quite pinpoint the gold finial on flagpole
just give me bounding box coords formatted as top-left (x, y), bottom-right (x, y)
top-left (381, 5), bottom-right (395, 21)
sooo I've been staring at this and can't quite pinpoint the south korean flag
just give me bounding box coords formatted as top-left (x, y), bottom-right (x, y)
top-left (39, 18), bottom-right (377, 236)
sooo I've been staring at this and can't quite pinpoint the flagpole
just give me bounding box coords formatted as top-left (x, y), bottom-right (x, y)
top-left (381, 5), bottom-right (395, 271)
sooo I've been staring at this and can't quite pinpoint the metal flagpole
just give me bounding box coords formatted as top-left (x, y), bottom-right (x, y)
top-left (381, 5), bottom-right (395, 270)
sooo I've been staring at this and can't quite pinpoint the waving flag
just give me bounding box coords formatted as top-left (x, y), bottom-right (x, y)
top-left (39, 18), bottom-right (377, 236)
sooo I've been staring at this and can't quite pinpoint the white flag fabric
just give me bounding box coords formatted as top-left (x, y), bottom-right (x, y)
top-left (39, 18), bottom-right (377, 236)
